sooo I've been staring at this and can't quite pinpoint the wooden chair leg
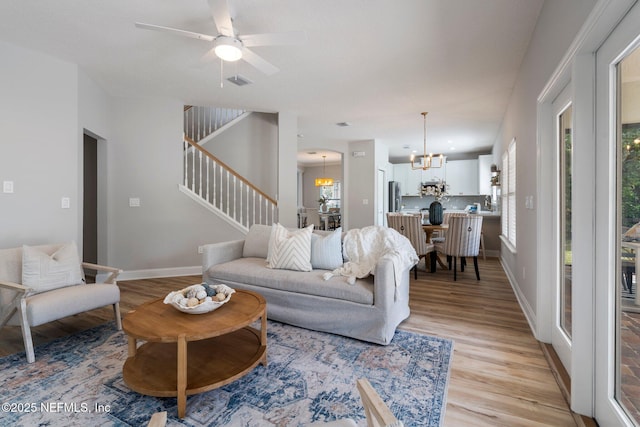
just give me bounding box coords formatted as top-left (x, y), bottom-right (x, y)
top-left (473, 256), bottom-right (480, 280)
top-left (113, 303), bottom-right (122, 330)
top-left (18, 299), bottom-right (35, 363)
top-left (453, 256), bottom-right (457, 281)
top-left (461, 257), bottom-right (466, 272)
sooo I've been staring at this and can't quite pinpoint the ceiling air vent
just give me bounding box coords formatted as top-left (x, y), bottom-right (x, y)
top-left (226, 74), bottom-right (253, 86)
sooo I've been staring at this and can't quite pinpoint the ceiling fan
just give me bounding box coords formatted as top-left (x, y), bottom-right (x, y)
top-left (135, 0), bottom-right (306, 76)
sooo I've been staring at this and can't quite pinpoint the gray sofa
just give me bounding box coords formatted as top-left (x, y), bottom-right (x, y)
top-left (201, 225), bottom-right (411, 345)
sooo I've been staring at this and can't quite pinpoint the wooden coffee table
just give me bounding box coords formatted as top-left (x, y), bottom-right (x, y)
top-left (122, 289), bottom-right (267, 418)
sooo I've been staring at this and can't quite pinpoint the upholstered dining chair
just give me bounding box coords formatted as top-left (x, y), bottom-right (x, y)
top-left (432, 212), bottom-right (486, 260)
top-left (387, 213), bottom-right (434, 279)
top-left (305, 208), bottom-right (324, 230)
top-left (434, 215), bottom-right (484, 280)
top-left (430, 212), bottom-right (467, 243)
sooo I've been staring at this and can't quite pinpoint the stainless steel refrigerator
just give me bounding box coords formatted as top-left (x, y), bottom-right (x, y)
top-left (389, 181), bottom-right (402, 212)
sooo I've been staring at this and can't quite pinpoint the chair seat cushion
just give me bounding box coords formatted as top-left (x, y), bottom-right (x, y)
top-left (8, 284), bottom-right (120, 327)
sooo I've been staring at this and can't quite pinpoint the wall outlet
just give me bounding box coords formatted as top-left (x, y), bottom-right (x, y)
top-left (61, 197), bottom-right (70, 209)
top-left (362, 199), bottom-right (369, 205)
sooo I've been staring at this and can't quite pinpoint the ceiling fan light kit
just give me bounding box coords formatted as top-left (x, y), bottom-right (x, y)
top-left (134, 0), bottom-right (305, 78)
top-left (214, 36), bottom-right (243, 62)
top-left (410, 112), bottom-right (444, 170)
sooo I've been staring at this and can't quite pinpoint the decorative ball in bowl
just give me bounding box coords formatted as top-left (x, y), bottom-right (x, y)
top-left (163, 283), bottom-right (235, 314)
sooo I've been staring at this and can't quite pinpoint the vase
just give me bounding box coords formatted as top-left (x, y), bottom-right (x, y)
top-left (429, 200), bottom-right (443, 225)
top-left (321, 203), bottom-right (328, 213)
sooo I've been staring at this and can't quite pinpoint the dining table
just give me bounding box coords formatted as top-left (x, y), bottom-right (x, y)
top-left (319, 212), bottom-right (341, 230)
top-left (422, 224), bottom-right (449, 272)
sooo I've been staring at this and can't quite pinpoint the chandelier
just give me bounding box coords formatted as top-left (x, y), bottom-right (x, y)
top-left (315, 155), bottom-right (334, 187)
top-left (410, 112), bottom-right (443, 170)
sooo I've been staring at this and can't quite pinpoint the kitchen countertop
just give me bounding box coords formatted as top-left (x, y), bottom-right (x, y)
top-left (399, 209), bottom-right (500, 217)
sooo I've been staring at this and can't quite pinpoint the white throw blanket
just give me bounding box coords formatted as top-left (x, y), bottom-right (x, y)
top-left (323, 226), bottom-right (419, 296)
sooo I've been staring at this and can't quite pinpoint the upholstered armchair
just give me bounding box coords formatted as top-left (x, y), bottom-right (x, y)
top-left (0, 242), bottom-right (122, 363)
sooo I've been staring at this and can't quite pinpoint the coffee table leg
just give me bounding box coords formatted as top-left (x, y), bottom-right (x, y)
top-left (127, 336), bottom-right (137, 357)
top-left (177, 334), bottom-right (187, 418)
top-left (260, 313), bottom-right (268, 367)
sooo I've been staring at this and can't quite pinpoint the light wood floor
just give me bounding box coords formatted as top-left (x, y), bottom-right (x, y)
top-left (0, 257), bottom-right (588, 426)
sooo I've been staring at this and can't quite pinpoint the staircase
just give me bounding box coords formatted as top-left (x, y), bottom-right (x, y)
top-left (180, 106), bottom-right (278, 233)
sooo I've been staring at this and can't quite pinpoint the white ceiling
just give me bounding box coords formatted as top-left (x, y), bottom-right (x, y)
top-left (0, 0), bottom-right (544, 166)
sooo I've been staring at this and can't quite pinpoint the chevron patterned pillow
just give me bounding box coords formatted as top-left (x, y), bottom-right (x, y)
top-left (267, 223), bottom-right (314, 271)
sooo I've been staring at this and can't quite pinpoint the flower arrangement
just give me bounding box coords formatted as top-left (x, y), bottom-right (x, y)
top-left (318, 195), bottom-right (329, 206)
top-left (420, 181), bottom-right (449, 201)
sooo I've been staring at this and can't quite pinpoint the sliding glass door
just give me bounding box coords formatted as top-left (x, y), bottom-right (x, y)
top-left (595, 2), bottom-right (640, 424)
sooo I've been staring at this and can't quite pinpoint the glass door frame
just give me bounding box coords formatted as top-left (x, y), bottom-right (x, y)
top-left (551, 85), bottom-right (573, 372)
top-left (595, 2), bottom-right (640, 423)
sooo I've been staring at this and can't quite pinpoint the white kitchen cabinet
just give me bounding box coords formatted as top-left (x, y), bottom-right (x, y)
top-left (392, 164), bottom-right (408, 195)
top-left (406, 167), bottom-right (423, 195)
top-left (393, 161), bottom-right (447, 195)
top-left (423, 157), bottom-right (446, 182)
top-left (446, 159), bottom-right (478, 195)
top-left (478, 154), bottom-right (493, 195)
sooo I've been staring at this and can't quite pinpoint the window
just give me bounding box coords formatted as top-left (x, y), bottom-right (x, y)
top-left (320, 181), bottom-right (341, 208)
top-left (501, 139), bottom-right (516, 249)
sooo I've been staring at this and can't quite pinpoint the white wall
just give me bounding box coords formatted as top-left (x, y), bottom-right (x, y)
top-left (0, 41), bottom-right (80, 247)
top-left (106, 96), bottom-right (245, 272)
top-left (495, 0), bottom-right (597, 322)
top-left (0, 41), bottom-right (282, 275)
top-left (277, 112), bottom-right (298, 228)
top-left (201, 112), bottom-right (278, 197)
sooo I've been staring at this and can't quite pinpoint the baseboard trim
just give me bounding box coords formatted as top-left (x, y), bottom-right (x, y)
top-left (499, 257), bottom-right (538, 338)
top-left (540, 343), bottom-right (598, 427)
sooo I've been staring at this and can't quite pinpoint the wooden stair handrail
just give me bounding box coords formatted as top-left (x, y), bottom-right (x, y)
top-left (184, 136), bottom-right (277, 206)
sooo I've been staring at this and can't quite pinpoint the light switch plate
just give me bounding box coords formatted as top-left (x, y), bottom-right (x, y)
top-left (129, 197), bottom-right (140, 207)
top-left (61, 197), bottom-right (70, 209)
top-left (3, 181), bottom-right (14, 193)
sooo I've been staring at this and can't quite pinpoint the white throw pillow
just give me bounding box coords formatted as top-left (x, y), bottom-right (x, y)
top-left (22, 242), bottom-right (84, 294)
top-left (267, 223), bottom-right (314, 272)
top-left (311, 228), bottom-right (343, 270)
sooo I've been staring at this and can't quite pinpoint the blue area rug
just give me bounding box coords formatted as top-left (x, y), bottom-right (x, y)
top-left (0, 321), bottom-right (453, 426)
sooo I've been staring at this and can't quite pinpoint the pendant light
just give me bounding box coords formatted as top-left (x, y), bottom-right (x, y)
top-left (315, 155), bottom-right (334, 187)
top-left (410, 112), bottom-right (444, 170)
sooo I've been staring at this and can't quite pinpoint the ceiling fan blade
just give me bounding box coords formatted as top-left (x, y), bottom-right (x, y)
top-left (241, 48), bottom-right (279, 75)
top-left (241, 31), bottom-right (308, 47)
top-left (208, 0), bottom-right (235, 37)
top-left (201, 47), bottom-right (218, 63)
top-left (135, 22), bottom-right (215, 42)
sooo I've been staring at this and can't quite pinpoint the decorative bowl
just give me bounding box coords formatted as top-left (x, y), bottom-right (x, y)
top-left (163, 283), bottom-right (235, 314)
